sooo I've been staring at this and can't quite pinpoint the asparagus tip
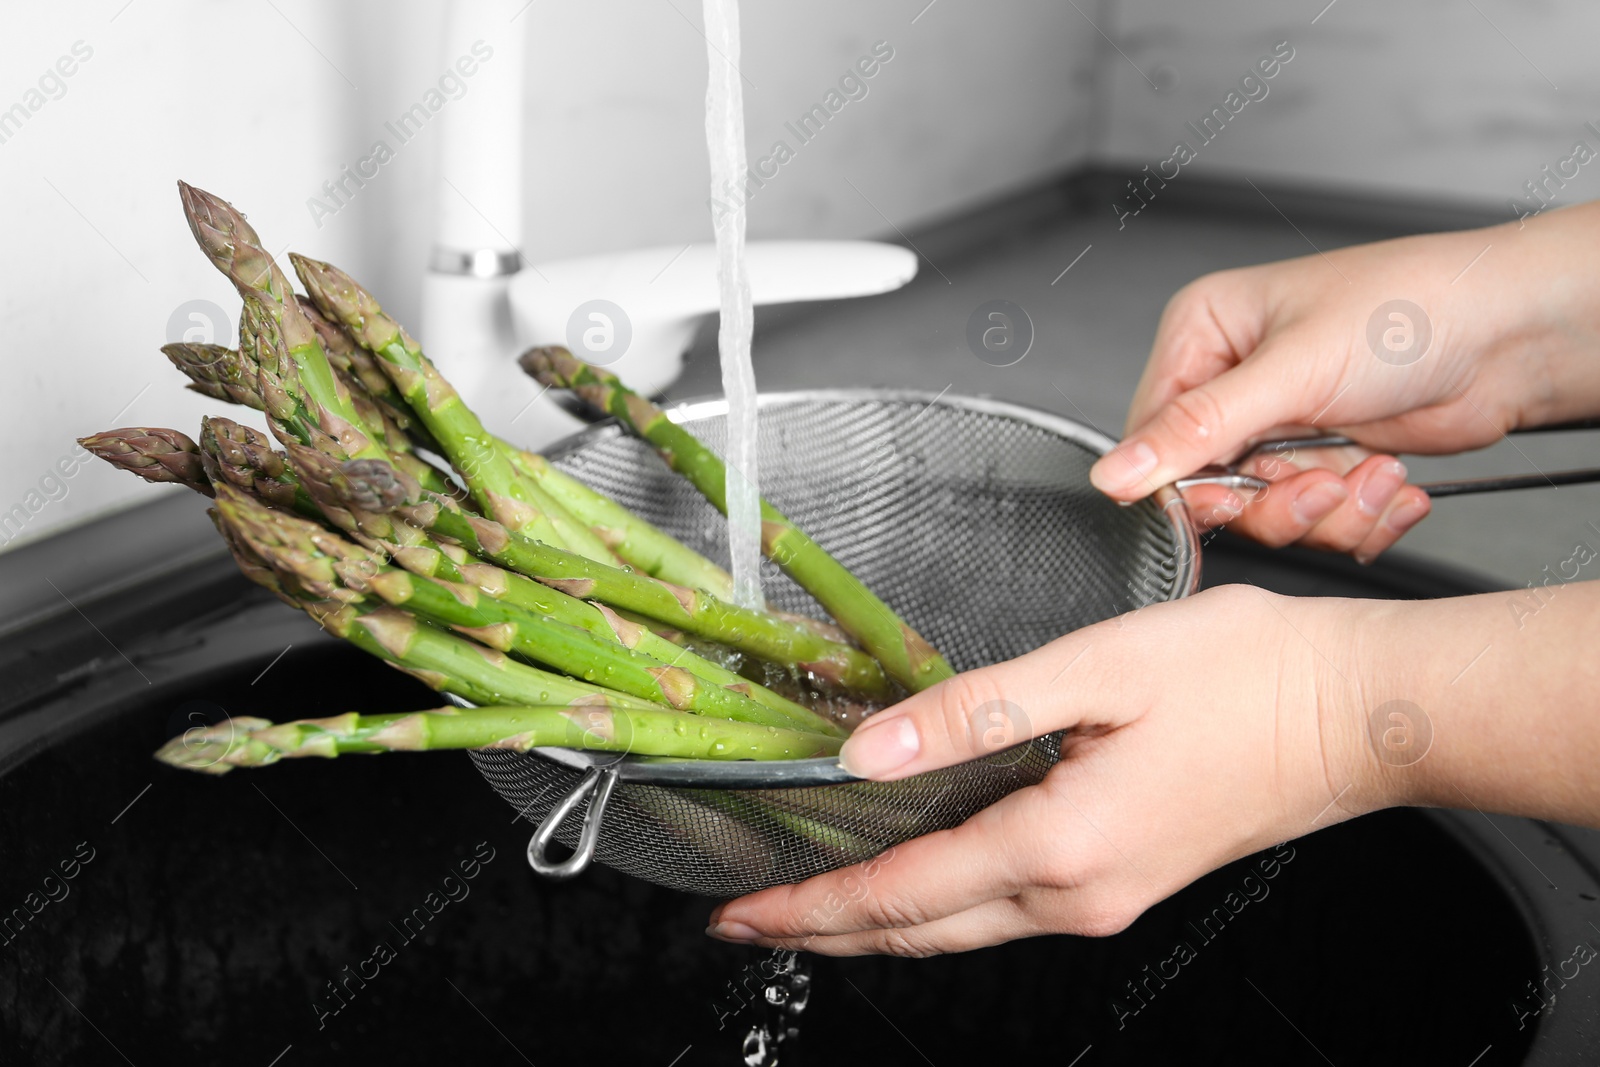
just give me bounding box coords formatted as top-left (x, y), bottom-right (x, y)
top-left (80, 427), bottom-right (212, 494)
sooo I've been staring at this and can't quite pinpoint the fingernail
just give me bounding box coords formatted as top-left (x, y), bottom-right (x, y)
top-left (839, 715), bottom-right (920, 778)
top-left (1291, 481), bottom-right (1347, 525)
top-left (1090, 440), bottom-right (1159, 495)
top-left (1356, 461), bottom-right (1407, 516)
top-left (1384, 496), bottom-right (1429, 534)
top-left (706, 920), bottom-right (763, 943)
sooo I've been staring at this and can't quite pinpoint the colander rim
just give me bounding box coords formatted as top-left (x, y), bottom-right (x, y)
top-left (506, 388), bottom-right (1201, 788)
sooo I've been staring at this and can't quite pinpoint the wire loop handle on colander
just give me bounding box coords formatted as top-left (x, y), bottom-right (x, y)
top-left (1176, 419), bottom-right (1600, 498)
top-left (527, 764), bottom-right (620, 879)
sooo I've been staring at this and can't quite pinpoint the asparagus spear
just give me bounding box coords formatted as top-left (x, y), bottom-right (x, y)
top-left (177, 433), bottom-right (833, 731)
top-left (290, 253), bottom-right (620, 565)
top-left (167, 310), bottom-right (447, 498)
top-left (82, 421), bottom-right (774, 718)
top-left (240, 293), bottom-right (462, 503)
top-left (178, 183), bottom-right (387, 464)
top-left (231, 492), bottom-right (840, 735)
top-left (503, 443), bottom-right (858, 646)
top-left (78, 428), bottom-right (210, 495)
top-left (215, 486), bottom-right (665, 713)
top-left (499, 442), bottom-right (737, 598)
top-left (297, 294), bottom-right (442, 454)
top-left (293, 293), bottom-right (454, 476)
top-left (522, 347), bottom-right (954, 692)
top-left (156, 703), bottom-right (840, 776)
top-left (216, 490), bottom-right (845, 773)
top-left (161, 343), bottom-right (264, 411)
top-left (196, 415), bottom-right (313, 514)
top-left (324, 461), bottom-right (892, 698)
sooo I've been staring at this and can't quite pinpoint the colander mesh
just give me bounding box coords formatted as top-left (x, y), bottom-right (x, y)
top-left (471, 392), bottom-right (1191, 896)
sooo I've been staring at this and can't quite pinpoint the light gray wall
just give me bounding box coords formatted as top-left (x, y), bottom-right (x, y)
top-left (1098, 0), bottom-right (1600, 218)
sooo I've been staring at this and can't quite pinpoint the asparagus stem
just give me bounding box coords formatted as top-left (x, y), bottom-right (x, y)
top-left (300, 453), bottom-right (842, 732)
top-left (290, 253), bottom-right (620, 565)
top-left (156, 703), bottom-right (839, 775)
top-left (499, 442), bottom-right (737, 598)
top-left (348, 564), bottom-right (843, 736)
top-left (296, 294), bottom-right (442, 454)
top-left (366, 480), bottom-right (892, 698)
top-left (292, 294), bottom-right (462, 498)
top-left (239, 293), bottom-right (460, 504)
top-left (78, 428), bottom-right (211, 495)
top-left (214, 486), bottom-right (671, 714)
top-left (522, 347), bottom-right (954, 692)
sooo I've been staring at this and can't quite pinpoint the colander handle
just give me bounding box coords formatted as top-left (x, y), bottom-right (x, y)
top-left (526, 765), bottom-right (619, 879)
top-left (1174, 420), bottom-right (1600, 498)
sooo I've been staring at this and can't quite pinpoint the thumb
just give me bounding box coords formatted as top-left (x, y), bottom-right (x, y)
top-left (839, 629), bottom-right (1118, 780)
top-left (1089, 350), bottom-right (1311, 502)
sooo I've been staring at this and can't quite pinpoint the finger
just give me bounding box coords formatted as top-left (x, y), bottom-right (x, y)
top-left (743, 895), bottom-right (1040, 958)
top-left (1175, 481), bottom-right (1251, 530)
top-left (833, 625), bottom-right (1142, 781)
top-left (1091, 349), bottom-right (1316, 502)
top-left (1125, 278), bottom-right (1256, 432)
top-left (1352, 485), bottom-right (1431, 564)
top-left (1209, 468), bottom-right (1350, 548)
top-left (1290, 455), bottom-right (1409, 555)
top-left (707, 803), bottom-right (1030, 942)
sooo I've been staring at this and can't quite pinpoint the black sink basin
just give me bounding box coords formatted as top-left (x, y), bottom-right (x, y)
top-left (1, 506), bottom-right (1596, 1066)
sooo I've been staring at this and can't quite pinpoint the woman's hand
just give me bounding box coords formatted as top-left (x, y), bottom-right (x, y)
top-left (1092, 203), bottom-right (1600, 561)
top-left (705, 586), bottom-right (1396, 956)
top-left (707, 580), bottom-right (1600, 956)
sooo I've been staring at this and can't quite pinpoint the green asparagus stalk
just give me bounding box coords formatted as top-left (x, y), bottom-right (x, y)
top-left (330, 467), bottom-right (892, 698)
top-left (240, 293), bottom-right (462, 503)
top-left (293, 293), bottom-right (454, 478)
top-left (229, 491), bottom-right (840, 735)
top-left (178, 183), bottom-right (389, 466)
top-left (82, 422), bottom-right (786, 718)
top-left (522, 347), bottom-right (954, 692)
top-left (167, 308), bottom-right (452, 504)
top-left (214, 486), bottom-right (666, 713)
top-left (298, 452), bottom-right (844, 731)
top-left (499, 442), bottom-right (738, 598)
top-left (289, 253), bottom-right (620, 566)
top-left (157, 703), bottom-right (840, 776)
top-left (78, 428), bottom-right (211, 495)
top-left (196, 415), bottom-right (317, 515)
top-left (504, 443), bottom-right (859, 647)
top-left (297, 294), bottom-right (442, 454)
top-left (364, 569), bottom-right (842, 735)
top-left (209, 507), bottom-right (302, 609)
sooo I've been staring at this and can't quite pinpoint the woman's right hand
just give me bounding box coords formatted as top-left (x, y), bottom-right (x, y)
top-left (1090, 202), bottom-right (1600, 561)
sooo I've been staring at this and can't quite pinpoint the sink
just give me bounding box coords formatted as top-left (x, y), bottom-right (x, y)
top-left (1, 528), bottom-right (1594, 1065)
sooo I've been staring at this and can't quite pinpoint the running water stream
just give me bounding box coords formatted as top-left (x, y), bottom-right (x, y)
top-left (699, 0), bottom-right (764, 610)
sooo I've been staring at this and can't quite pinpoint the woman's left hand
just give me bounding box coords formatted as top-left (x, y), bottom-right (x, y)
top-left (705, 585), bottom-right (1400, 956)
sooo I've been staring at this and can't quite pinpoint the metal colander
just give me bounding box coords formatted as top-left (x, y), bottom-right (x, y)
top-left (470, 390), bottom-right (1200, 897)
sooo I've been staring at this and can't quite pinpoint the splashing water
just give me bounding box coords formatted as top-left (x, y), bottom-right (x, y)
top-left (699, 0), bottom-right (763, 610)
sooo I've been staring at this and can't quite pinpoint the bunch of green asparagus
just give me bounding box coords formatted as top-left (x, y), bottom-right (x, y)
top-left (85, 183), bottom-right (954, 777)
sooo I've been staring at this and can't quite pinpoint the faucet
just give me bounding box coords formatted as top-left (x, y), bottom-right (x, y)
top-left (419, 2), bottom-right (919, 449)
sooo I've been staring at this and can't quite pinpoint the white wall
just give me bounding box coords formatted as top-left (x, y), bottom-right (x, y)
top-left (1099, 0), bottom-right (1600, 214)
top-left (0, 0), bottom-right (1099, 551)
